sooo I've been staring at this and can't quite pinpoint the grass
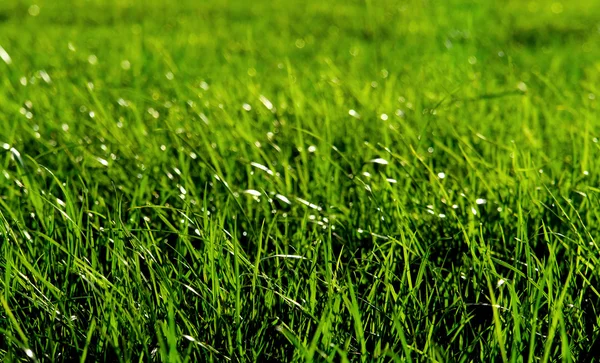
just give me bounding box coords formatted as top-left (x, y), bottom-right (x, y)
top-left (1, 0), bottom-right (600, 361)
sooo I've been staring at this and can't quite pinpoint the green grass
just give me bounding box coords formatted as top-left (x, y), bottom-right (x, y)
top-left (1, 0), bottom-right (600, 361)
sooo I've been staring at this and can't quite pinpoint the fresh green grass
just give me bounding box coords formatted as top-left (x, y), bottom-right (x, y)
top-left (1, 0), bottom-right (600, 361)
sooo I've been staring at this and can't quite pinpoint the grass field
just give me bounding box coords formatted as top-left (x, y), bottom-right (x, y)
top-left (1, 0), bottom-right (600, 361)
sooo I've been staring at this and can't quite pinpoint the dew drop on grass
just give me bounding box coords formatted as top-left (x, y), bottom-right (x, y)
top-left (39, 70), bottom-right (51, 83)
top-left (369, 158), bottom-right (389, 165)
top-left (275, 194), bottom-right (291, 204)
top-left (117, 98), bottom-right (129, 108)
top-left (380, 113), bottom-right (388, 120)
top-left (471, 207), bottom-right (477, 215)
top-left (28, 4), bottom-right (40, 16)
top-left (437, 172), bottom-right (446, 179)
top-left (121, 60), bottom-right (131, 70)
top-left (259, 95), bottom-right (274, 110)
top-left (244, 189), bottom-right (261, 197)
top-left (0, 45), bottom-right (12, 64)
top-left (476, 198), bottom-right (486, 205)
top-left (66, 41), bottom-right (77, 52)
top-left (242, 103), bottom-right (252, 111)
top-left (250, 162), bottom-right (274, 175)
top-left (97, 157), bottom-right (109, 166)
top-left (348, 109), bottom-right (360, 118)
top-left (296, 197), bottom-right (321, 210)
top-left (307, 145), bottom-right (317, 153)
top-left (10, 147), bottom-right (23, 166)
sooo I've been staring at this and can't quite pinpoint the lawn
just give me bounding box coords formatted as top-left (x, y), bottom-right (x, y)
top-left (1, 0), bottom-right (600, 361)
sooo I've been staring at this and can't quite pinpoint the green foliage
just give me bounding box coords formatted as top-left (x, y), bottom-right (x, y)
top-left (1, 0), bottom-right (600, 361)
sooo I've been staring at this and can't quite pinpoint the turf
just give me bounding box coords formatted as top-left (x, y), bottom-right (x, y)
top-left (1, 0), bottom-right (600, 361)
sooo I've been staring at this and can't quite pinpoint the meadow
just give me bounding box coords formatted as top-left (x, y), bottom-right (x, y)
top-left (1, 0), bottom-right (600, 361)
